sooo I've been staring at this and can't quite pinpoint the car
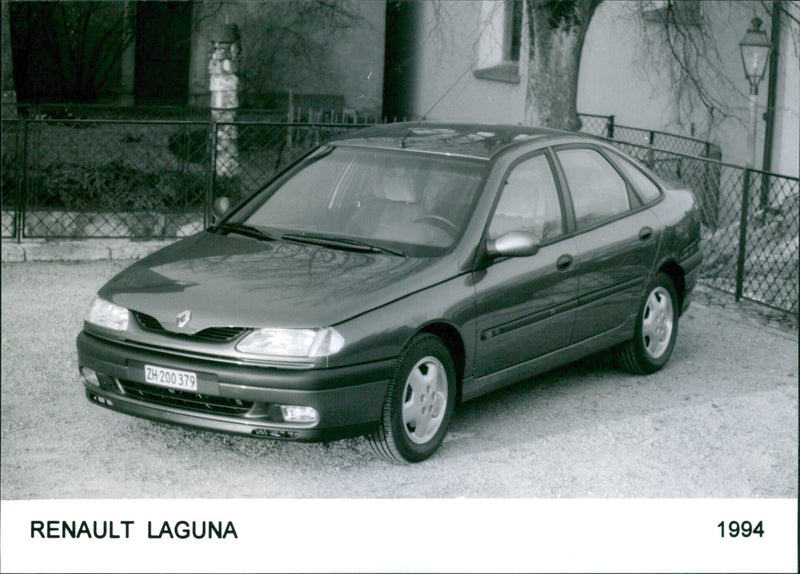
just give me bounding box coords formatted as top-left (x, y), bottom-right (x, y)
top-left (77, 122), bottom-right (703, 463)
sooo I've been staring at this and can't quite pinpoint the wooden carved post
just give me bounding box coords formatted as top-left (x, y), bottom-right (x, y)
top-left (208, 23), bottom-right (241, 182)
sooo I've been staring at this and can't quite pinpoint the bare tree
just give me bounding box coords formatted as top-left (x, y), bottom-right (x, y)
top-left (518, 0), bottom-right (797, 131)
top-left (2, 2), bottom-right (14, 101)
top-left (194, 1), bottom-right (365, 104)
top-left (524, 0), bottom-right (602, 130)
top-left (8, 1), bottom-right (134, 103)
top-left (628, 1), bottom-right (798, 137)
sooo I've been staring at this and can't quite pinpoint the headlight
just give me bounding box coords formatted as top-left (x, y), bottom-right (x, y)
top-left (236, 327), bottom-right (345, 358)
top-left (85, 296), bottom-right (129, 331)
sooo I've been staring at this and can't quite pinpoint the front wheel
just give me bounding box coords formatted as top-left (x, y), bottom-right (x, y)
top-left (367, 334), bottom-right (456, 463)
top-left (615, 273), bottom-right (679, 374)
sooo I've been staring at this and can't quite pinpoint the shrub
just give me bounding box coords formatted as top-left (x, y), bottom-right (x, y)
top-left (168, 129), bottom-right (208, 164)
top-left (1, 148), bottom-right (20, 201)
top-left (28, 160), bottom-right (207, 211)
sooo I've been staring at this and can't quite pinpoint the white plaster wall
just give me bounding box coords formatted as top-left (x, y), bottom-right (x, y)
top-left (578, 0), bottom-right (797, 174)
top-left (408, 1), bottom-right (527, 123)
top-left (578, 2), bottom-right (681, 135)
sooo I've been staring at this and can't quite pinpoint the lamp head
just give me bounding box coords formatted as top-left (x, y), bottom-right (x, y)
top-left (739, 17), bottom-right (772, 91)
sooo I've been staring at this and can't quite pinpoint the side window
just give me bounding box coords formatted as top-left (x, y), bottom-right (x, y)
top-left (488, 154), bottom-right (563, 242)
top-left (611, 152), bottom-right (662, 203)
top-left (557, 148), bottom-right (630, 230)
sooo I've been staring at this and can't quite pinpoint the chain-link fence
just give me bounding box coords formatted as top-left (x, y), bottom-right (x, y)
top-left (579, 113), bottom-right (722, 159)
top-left (9, 102), bottom-right (387, 124)
top-left (1, 117), bottom-right (362, 241)
top-left (609, 140), bottom-right (798, 314)
top-left (2, 112), bottom-right (797, 314)
top-left (1, 119), bottom-right (22, 238)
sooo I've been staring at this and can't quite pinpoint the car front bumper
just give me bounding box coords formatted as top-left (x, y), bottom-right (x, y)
top-left (77, 331), bottom-right (393, 442)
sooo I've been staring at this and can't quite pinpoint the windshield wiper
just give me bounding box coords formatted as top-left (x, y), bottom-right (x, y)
top-left (214, 222), bottom-right (274, 242)
top-left (282, 233), bottom-right (406, 257)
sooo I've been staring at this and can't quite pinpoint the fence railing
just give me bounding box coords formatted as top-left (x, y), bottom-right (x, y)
top-left (1, 117), bottom-right (364, 241)
top-left (605, 139), bottom-right (798, 314)
top-left (2, 113), bottom-right (797, 315)
top-left (579, 113), bottom-right (722, 160)
top-left (4, 102), bottom-right (391, 124)
top-left (6, 105), bottom-right (717, 156)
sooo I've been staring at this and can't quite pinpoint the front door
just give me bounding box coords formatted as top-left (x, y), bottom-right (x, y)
top-left (473, 152), bottom-right (579, 378)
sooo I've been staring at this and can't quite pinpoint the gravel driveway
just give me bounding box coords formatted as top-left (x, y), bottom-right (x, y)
top-left (2, 260), bottom-right (797, 499)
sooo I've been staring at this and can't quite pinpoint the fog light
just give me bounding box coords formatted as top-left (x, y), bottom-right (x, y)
top-left (81, 367), bottom-right (100, 387)
top-left (280, 405), bottom-right (319, 424)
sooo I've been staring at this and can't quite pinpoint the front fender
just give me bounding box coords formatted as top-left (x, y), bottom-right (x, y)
top-left (327, 274), bottom-right (477, 374)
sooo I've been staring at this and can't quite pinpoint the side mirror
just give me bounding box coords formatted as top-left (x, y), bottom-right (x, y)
top-left (485, 230), bottom-right (540, 258)
top-left (212, 197), bottom-right (231, 221)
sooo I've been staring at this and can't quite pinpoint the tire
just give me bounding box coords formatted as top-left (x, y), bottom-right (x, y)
top-left (615, 273), bottom-right (679, 374)
top-left (367, 334), bottom-right (456, 463)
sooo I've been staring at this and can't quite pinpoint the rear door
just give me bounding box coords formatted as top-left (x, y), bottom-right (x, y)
top-left (553, 146), bottom-right (661, 342)
top-left (473, 152), bottom-right (579, 378)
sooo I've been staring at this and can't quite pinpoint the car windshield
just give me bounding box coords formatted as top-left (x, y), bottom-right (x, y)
top-left (238, 146), bottom-right (486, 257)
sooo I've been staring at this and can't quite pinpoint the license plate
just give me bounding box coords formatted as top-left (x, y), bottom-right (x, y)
top-left (144, 364), bottom-right (198, 392)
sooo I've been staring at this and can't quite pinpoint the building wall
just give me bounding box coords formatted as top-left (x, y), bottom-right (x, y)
top-left (406, 0), bottom-right (797, 176)
top-left (577, 2), bottom-right (683, 136)
top-left (406, 1), bottom-right (527, 123)
top-left (578, 1), bottom-right (799, 176)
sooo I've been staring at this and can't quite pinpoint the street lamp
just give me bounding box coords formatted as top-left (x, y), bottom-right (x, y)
top-left (739, 17), bottom-right (772, 168)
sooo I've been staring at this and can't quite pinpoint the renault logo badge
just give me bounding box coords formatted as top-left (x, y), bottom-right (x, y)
top-left (176, 310), bottom-right (192, 328)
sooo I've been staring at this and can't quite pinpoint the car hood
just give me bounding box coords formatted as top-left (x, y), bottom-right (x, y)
top-left (100, 232), bottom-right (458, 333)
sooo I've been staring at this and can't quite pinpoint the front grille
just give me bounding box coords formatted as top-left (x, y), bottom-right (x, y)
top-left (194, 326), bottom-right (248, 342)
top-left (135, 312), bottom-right (162, 331)
top-left (133, 311), bottom-right (248, 343)
top-left (118, 379), bottom-right (254, 416)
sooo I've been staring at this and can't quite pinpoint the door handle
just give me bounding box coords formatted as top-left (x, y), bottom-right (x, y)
top-left (556, 254), bottom-right (573, 271)
top-left (639, 227), bottom-right (653, 241)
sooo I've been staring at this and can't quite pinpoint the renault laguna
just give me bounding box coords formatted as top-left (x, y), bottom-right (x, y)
top-left (77, 123), bottom-right (702, 463)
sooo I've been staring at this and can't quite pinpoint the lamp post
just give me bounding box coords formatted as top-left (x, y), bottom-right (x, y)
top-left (739, 17), bottom-right (772, 170)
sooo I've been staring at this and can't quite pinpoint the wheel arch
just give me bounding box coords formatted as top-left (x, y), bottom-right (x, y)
top-left (657, 261), bottom-right (686, 313)
top-left (417, 322), bottom-right (466, 401)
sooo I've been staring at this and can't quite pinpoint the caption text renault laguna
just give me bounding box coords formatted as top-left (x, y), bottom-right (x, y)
top-left (77, 123), bottom-right (702, 463)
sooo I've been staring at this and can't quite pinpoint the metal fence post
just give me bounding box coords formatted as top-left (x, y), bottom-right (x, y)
top-left (760, 172), bottom-right (771, 210)
top-left (15, 119), bottom-right (28, 242)
top-left (205, 121), bottom-right (218, 228)
top-left (606, 115), bottom-right (615, 139)
top-left (735, 169), bottom-right (751, 301)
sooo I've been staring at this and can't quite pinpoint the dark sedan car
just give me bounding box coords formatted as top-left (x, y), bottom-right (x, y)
top-left (77, 123), bottom-right (702, 463)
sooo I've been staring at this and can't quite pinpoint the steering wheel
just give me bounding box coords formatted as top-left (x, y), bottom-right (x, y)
top-left (415, 214), bottom-right (459, 237)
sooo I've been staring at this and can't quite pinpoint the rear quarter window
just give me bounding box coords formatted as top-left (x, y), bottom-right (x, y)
top-left (611, 152), bottom-right (662, 203)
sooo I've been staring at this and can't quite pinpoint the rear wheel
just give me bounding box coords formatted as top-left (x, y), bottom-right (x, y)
top-left (615, 273), bottom-right (679, 374)
top-left (367, 334), bottom-right (456, 463)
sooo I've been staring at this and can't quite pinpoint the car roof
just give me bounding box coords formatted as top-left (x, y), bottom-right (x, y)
top-left (330, 122), bottom-right (597, 160)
